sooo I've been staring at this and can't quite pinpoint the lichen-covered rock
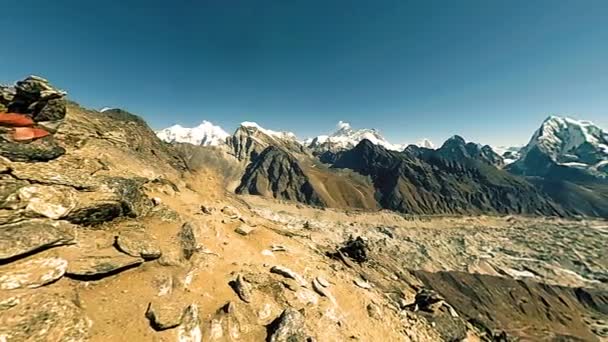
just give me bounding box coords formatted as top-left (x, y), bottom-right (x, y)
top-left (0, 219), bottom-right (76, 261)
top-left (0, 292), bottom-right (90, 341)
top-left (179, 222), bottom-right (198, 260)
top-left (15, 185), bottom-right (77, 219)
top-left (0, 137), bottom-right (66, 162)
top-left (267, 308), bottom-right (307, 342)
top-left (0, 256), bottom-right (67, 290)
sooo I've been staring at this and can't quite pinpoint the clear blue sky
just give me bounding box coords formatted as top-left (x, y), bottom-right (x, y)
top-left (2, 0), bottom-right (607, 146)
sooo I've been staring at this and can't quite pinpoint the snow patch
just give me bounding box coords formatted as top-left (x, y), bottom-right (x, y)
top-left (156, 120), bottom-right (229, 146)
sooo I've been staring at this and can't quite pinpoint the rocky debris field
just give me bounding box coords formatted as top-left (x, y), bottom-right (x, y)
top-left (0, 76), bottom-right (606, 341)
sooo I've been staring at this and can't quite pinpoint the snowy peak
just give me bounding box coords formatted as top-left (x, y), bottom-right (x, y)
top-left (306, 121), bottom-right (403, 152)
top-left (416, 138), bottom-right (435, 149)
top-left (238, 121), bottom-right (298, 141)
top-left (523, 115), bottom-right (608, 164)
top-left (156, 120), bottom-right (229, 146)
top-left (510, 115), bottom-right (608, 177)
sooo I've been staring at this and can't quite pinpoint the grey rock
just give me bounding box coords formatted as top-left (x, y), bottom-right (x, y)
top-left (179, 222), bottom-right (198, 260)
top-left (178, 304), bottom-right (202, 342)
top-left (230, 274), bottom-right (253, 303)
top-left (366, 303), bottom-right (382, 320)
top-left (145, 300), bottom-right (185, 330)
top-left (34, 98), bottom-right (67, 122)
top-left (64, 248), bottom-right (144, 280)
top-left (315, 276), bottom-right (330, 288)
top-left (0, 292), bottom-right (90, 341)
top-left (0, 137), bottom-right (65, 162)
top-left (267, 308), bottom-right (307, 342)
top-left (115, 230), bottom-right (162, 260)
top-left (0, 219), bottom-right (75, 261)
top-left (0, 256), bottom-right (68, 290)
top-left (270, 266), bottom-right (307, 287)
top-left (353, 278), bottom-right (372, 289)
top-left (234, 224), bottom-right (255, 236)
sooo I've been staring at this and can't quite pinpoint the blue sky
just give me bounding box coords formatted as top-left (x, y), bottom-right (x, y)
top-left (1, 0), bottom-right (607, 146)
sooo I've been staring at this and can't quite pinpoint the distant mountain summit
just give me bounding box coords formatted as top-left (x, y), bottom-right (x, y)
top-left (156, 121), bottom-right (229, 146)
top-left (227, 122), bottom-right (306, 161)
top-left (509, 116), bottom-right (608, 178)
top-left (305, 121), bottom-right (403, 153)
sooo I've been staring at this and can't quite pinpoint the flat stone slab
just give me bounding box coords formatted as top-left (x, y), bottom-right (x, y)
top-left (116, 230), bottom-right (162, 260)
top-left (64, 248), bottom-right (143, 280)
top-left (0, 292), bottom-right (90, 341)
top-left (0, 256), bottom-right (67, 290)
top-left (0, 219), bottom-right (75, 262)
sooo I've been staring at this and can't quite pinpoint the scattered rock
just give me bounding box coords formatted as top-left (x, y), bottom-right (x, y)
top-left (267, 308), bottom-right (307, 342)
top-left (179, 222), bottom-right (198, 260)
top-left (145, 300), bottom-right (185, 330)
top-left (230, 274), bottom-right (253, 303)
top-left (270, 266), bottom-right (307, 287)
top-left (366, 303), bottom-right (382, 320)
top-left (115, 230), bottom-right (162, 260)
top-left (0, 219), bottom-right (75, 262)
top-left (311, 278), bottom-right (335, 303)
top-left (271, 244), bottom-right (288, 252)
top-left (411, 288), bottom-right (446, 314)
top-left (151, 197), bottom-right (162, 206)
top-left (0, 292), bottom-right (90, 341)
top-left (200, 205), bottom-right (213, 214)
top-left (336, 236), bottom-right (369, 264)
top-left (178, 304), bottom-right (202, 342)
top-left (235, 224), bottom-right (255, 236)
top-left (64, 248), bottom-right (144, 280)
top-left (353, 278), bottom-right (372, 289)
top-left (0, 256), bottom-right (67, 290)
top-left (315, 276), bottom-right (330, 288)
top-left (221, 205), bottom-right (240, 219)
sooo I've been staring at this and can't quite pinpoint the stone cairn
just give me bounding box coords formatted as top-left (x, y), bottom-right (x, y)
top-left (0, 76), bottom-right (67, 162)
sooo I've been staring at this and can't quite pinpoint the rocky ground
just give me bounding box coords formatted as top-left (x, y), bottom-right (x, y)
top-left (0, 77), bottom-right (607, 341)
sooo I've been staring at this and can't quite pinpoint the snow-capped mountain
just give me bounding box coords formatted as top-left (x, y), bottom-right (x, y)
top-left (156, 121), bottom-right (229, 146)
top-left (492, 146), bottom-right (523, 165)
top-left (416, 138), bottom-right (435, 149)
top-left (305, 121), bottom-right (403, 153)
top-left (509, 115), bottom-right (608, 177)
top-left (227, 121), bottom-right (306, 161)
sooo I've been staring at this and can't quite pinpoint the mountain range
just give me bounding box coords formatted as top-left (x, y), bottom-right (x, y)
top-left (156, 115), bottom-right (608, 217)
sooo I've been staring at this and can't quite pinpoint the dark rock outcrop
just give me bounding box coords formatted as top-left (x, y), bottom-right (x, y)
top-left (330, 139), bottom-right (564, 216)
top-left (236, 146), bottom-right (323, 206)
top-left (267, 308), bottom-right (307, 342)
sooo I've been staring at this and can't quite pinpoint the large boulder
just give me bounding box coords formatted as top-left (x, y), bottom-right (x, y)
top-left (0, 219), bottom-right (76, 262)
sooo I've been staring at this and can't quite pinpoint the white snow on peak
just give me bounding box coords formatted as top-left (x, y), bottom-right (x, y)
top-left (239, 121), bottom-right (297, 140)
top-left (156, 120), bottom-right (229, 146)
top-left (100, 107), bottom-right (115, 113)
top-left (306, 121), bottom-right (404, 151)
top-left (416, 138), bottom-right (435, 149)
top-left (517, 115), bottom-right (608, 169)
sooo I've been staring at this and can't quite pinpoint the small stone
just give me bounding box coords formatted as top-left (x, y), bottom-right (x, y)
top-left (267, 308), bottom-right (307, 342)
top-left (366, 303), bottom-right (382, 320)
top-left (0, 256), bottom-right (67, 290)
top-left (230, 274), bottom-right (253, 303)
top-left (145, 300), bottom-right (185, 330)
top-left (221, 205), bottom-right (240, 219)
top-left (116, 230), bottom-right (162, 260)
top-left (200, 205), bottom-right (213, 214)
top-left (178, 304), bottom-right (202, 342)
top-left (271, 245), bottom-right (287, 252)
top-left (151, 197), bottom-right (162, 206)
top-left (179, 222), bottom-right (198, 260)
top-left (311, 278), bottom-right (335, 304)
top-left (353, 278), bottom-right (372, 289)
top-left (235, 224), bottom-right (255, 236)
top-left (315, 276), bottom-right (330, 288)
top-left (270, 266), bottom-right (307, 287)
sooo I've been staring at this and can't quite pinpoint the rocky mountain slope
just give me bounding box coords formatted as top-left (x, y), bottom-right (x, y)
top-left (1, 76), bottom-right (606, 341)
top-left (227, 122), bottom-right (308, 162)
top-left (330, 139), bottom-right (564, 216)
